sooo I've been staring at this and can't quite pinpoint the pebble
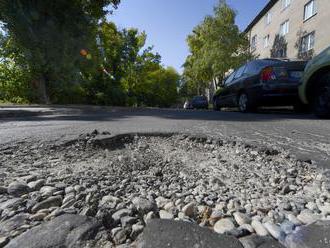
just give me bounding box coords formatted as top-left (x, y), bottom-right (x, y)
top-left (213, 218), bottom-right (235, 234)
top-left (297, 210), bottom-right (321, 224)
top-left (28, 180), bottom-right (45, 191)
top-left (287, 214), bottom-right (302, 226)
top-left (132, 197), bottom-right (157, 214)
top-left (39, 186), bottom-right (56, 197)
top-left (0, 134), bottom-right (327, 246)
top-left (0, 236), bottom-right (9, 247)
top-left (159, 210), bottom-right (174, 219)
top-left (7, 182), bottom-right (30, 196)
top-left (112, 209), bottom-right (132, 223)
top-left (251, 220), bottom-right (269, 236)
top-left (233, 212), bottom-right (251, 226)
top-left (182, 202), bottom-right (196, 217)
top-left (32, 196), bottom-right (63, 213)
top-left (29, 212), bottom-right (47, 221)
top-left (263, 222), bottom-right (281, 240)
top-left (0, 186), bottom-right (7, 195)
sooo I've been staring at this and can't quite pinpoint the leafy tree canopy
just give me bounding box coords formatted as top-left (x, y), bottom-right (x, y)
top-left (0, 0), bottom-right (120, 103)
top-left (182, 0), bottom-right (253, 96)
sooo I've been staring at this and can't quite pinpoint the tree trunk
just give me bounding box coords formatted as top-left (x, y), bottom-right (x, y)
top-left (37, 75), bottom-right (50, 104)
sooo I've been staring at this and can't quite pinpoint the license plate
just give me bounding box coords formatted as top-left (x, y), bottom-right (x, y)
top-left (290, 71), bottom-right (303, 79)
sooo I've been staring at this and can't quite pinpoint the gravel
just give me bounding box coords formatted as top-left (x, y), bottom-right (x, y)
top-left (0, 132), bottom-right (328, 247)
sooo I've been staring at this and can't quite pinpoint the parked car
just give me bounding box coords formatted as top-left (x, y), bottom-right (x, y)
top-left (213, 59), bottom-right (307, 112)
top-left (183, 100), bottom-right (193, 109)
top-left (191, 96), bottom-right (208, 109)
top-left (299, 46), bottom-right (330, 118)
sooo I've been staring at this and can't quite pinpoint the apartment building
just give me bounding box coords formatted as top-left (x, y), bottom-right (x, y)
top-left (245, 0), bottom-right (330, 60)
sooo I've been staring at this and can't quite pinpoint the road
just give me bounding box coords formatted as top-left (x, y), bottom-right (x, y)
top-left (0, 106), bottom-right (330, 169)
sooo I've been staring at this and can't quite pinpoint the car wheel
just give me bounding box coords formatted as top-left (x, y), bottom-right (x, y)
top-left (238, 93), bottom-right (255, 113)
top-left (213, 97), bottom-right (221, 111)
top-left (293, 102), bottom-right (310, 113)
top-left (313, 72), bottom-right (330, 118)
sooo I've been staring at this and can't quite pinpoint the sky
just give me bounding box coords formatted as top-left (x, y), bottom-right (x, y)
top-left (110, 0), bottom-right (268, 73)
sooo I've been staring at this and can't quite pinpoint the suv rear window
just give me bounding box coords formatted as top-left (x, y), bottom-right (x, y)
top-left (193, 96), bottom-right (206, 101)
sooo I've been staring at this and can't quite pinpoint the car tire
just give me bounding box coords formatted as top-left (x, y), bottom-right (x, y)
top-left (213, 97), bottom-right (221, 111)
top-left (238, 93), bottom-right (256, 113)
top-left (313, 72), bottom-right (330, 118)
top-left (293, 102), bottom-right (310, 113)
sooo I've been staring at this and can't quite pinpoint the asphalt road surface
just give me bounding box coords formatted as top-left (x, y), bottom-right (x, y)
top-left (0, 106), bottom-right (330, 169)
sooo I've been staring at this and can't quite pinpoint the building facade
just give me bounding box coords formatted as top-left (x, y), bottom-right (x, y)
top-left (245, 0), bottom-right (330, 60)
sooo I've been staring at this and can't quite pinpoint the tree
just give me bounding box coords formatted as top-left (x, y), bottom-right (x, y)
top-left (183, 0), bottom-right (253, 96)
top-left (270, 34), bottom-right (287, 58)
top-left (0, 0), bottom-right (120, 103)
top-left (0, 32), bottom-right (35, 103)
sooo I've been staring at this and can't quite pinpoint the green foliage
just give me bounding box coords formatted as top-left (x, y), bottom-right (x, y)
top-left (0, 0), bottom-right (120, 103)
top-left (183, 0), bottom-right (254, 96)
top-left (271, 34), bottom-right (287, 58)
top-left (0, 33), bottom-right (35, 103)
top-left (0, 2), bottom-right (180, 107)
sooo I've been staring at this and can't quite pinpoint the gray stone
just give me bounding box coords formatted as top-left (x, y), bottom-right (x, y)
top-left (39, 186), bottom-right (56, 197)
top-left (0, 198), bottom-right (23, 210)
top-left (0, 236), bottom-right (9, 247)
top-left (135, 219), bottom-right (243, 248)
top-left (287, 214), bottom-right (302, 226)
top-left (258, 240), bottom-right (285, 248)
top-left (239, 224), bottom-right (254, 233)
top-left (182, 202), bottom-right (196, 217)
top-left (280, 220), bottom-right (295, 235)
top-left (120, 216), bottom-right (137, 227)
top-left (29, 212), bottom-right (47, 221)
top-left (131, 224), bottom-right (144, 239)
top-left (159, 210), bottom-right (174, 219)
top-left (297, 210), bottom-right (321, 224)
top-left (319, 203), bottom-right (330, 215)
top-left (263, 222), bottom-right (281, 240)
top-left (214, 218), bottom-right (235, 234)
top-left (0, 186), bottom-right (7, 195)
top-left (251, 220), bottom-right (269, 236)
top-left (32, 196), bottom-right (62, 213)
top-left (113, 228), bottom-right (127, 245)
top-left (233, 212), bottom-right (251, 226)
top-left (132, 197), bottom-right (157, 215)
top-left (112, 209), bottom-right (132, 223)
top-left (0, 213), bottom-right (29, 235)
top-left (285, 221), bottom-right (330, 248)
top-left (239, 235), bottom-right (273, 248)
top-left (7, 182), bottom-right (30, 196)
top-left (28, 180), bottom-right (45, 191)
top-left (6, 214), bottom-right (101, 248)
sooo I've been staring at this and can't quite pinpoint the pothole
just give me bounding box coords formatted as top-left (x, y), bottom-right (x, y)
top-left (0, 132), bottom-right (328, 247)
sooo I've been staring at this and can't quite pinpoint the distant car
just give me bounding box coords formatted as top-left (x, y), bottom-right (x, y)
top-left (191, 96), bottom-right (208, 109)
top-left (183, 100), bottom-right (193, 109)
top-left (299, 46), bottom-right (330, 118)
top-left (213, 59), bottom-right (307, 112)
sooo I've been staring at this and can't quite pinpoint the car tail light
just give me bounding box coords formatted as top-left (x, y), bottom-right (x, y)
top-left (261, 67), bottom-right (288, 82)
top-left (261, 67), bottom-right (277, 81)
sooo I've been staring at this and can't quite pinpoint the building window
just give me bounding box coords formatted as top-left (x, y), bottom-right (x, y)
top-left (300, 32), bottom-right (315, 53)
top-left (280, 20), bottom-right (289, 36)
top-left (251, 35), bottom-right (257, 50)
top-left (282, 0), bottom-right (291, 9)
top-left (264, 35), bottom-right (270, 48)
top-left (265, 12), bottom-right (272, 25)
top-left (304, 0), bottom-right (317, 21)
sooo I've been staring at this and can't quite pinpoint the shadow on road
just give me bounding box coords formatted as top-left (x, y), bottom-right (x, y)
top-left (0, 106), bottom-right (321, 123)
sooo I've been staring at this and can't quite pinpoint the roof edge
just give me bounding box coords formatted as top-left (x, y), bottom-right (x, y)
top-left (244, 0), bottom-right (279, 33)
